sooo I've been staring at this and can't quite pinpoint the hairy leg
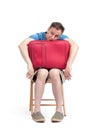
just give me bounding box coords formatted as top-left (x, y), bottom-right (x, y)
top-left (49, 69), bottom-right (63, 113)
top-left (34, 68), bottom-right (48, 113)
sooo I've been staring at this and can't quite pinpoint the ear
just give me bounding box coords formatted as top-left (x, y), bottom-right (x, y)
top-left (47, 27), bottom-right (50, 31)
top-left (46, 27), bottom-right (50, 34)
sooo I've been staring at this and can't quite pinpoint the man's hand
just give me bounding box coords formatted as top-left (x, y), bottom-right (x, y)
top-left (64, 63), bottom-right (72, 80)
top-left (26, 64), bottom-right (34, 79)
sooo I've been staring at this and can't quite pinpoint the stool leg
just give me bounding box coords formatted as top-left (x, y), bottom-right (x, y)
top-left (29, 80), bottom-right (33, 115)
top-left (62, 84), bottom-right (66, 116)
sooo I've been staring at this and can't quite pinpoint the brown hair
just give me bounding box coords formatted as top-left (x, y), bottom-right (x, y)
top-left (49, 22), bottom-right (65, 33)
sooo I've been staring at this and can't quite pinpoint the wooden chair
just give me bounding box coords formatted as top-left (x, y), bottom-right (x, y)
top-left (29, 79), bottom-right (66, 116)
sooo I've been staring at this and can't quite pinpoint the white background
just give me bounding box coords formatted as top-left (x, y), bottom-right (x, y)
top-left (0, 0), bottom-right (99, 129)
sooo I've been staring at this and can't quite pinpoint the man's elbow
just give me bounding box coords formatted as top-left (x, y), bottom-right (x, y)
top-left (18, 44), bottom-right (23, 51)
top-left (18, 44), bottom-right (21, 50)
top-left (76, 44), bottom-right (79, 50)
top-left (70, 42), bottom-right (79, 51)
top-left (73, 42), bottom-right (79, 50)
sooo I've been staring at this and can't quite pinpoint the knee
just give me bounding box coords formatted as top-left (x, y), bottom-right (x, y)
top-left (49, 69), bottom-right (60, 79)
top-left (38, 68), bottom-right (48, 78)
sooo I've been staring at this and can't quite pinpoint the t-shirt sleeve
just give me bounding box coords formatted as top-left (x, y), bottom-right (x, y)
top-left (28, 33), bottom-right (39, 40)
top-left (59, 34), bottom-right (69, 40)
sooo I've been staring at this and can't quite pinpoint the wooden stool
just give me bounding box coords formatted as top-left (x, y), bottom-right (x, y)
top-left (29, 80), bottom-right (66, 116)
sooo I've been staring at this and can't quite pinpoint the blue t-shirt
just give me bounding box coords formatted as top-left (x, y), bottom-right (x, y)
top-left (29, 32), bottom-right (69, 40)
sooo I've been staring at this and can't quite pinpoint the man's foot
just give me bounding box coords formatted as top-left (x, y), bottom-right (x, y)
top-left (32, 112), bottom-right (45, 123)
top-left (51, 111), bottom-right (64, 122)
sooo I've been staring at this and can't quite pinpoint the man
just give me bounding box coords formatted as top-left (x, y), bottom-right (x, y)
top-left (19, 22), bottom-right (79, 122)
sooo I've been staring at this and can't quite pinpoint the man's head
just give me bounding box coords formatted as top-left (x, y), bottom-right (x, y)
top-left (46, 22), bottom-right (65, 40)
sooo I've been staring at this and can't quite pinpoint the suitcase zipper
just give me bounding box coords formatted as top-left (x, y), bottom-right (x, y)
top-left (44, 44), bottom-right (46, 67)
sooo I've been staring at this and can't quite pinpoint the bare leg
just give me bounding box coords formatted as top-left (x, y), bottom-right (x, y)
top-left (49, 69), bottom-right (63, 113)
top-left (34, 68), bottom-right (48, 113)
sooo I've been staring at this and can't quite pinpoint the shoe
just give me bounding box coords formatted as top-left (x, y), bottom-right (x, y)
top-left (51, 111), bottom-right (64, 122)
top-left (32, 112), bottom-right (45, 123)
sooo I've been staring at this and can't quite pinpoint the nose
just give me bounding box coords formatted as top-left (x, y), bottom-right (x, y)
top-left (51, 35), bottom-right (55, 39)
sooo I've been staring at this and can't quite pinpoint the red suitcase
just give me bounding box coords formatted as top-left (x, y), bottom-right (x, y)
top-left (28, 40), bottom-right (70, 70)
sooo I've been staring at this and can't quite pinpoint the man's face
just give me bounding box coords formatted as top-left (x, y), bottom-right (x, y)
top-left (46, 27), bottom-right (62, 40)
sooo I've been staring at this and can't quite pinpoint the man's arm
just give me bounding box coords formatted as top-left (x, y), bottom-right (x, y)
top-left (18, 38), bottom-right (34, 79)
top-left (64, 38), bottom-right (79, 80)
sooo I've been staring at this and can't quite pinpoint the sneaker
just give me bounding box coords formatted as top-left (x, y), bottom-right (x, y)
top-left (51, 111), bottom-right (64, 122)
top-left (32, 112), bottom-right (45, 122)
